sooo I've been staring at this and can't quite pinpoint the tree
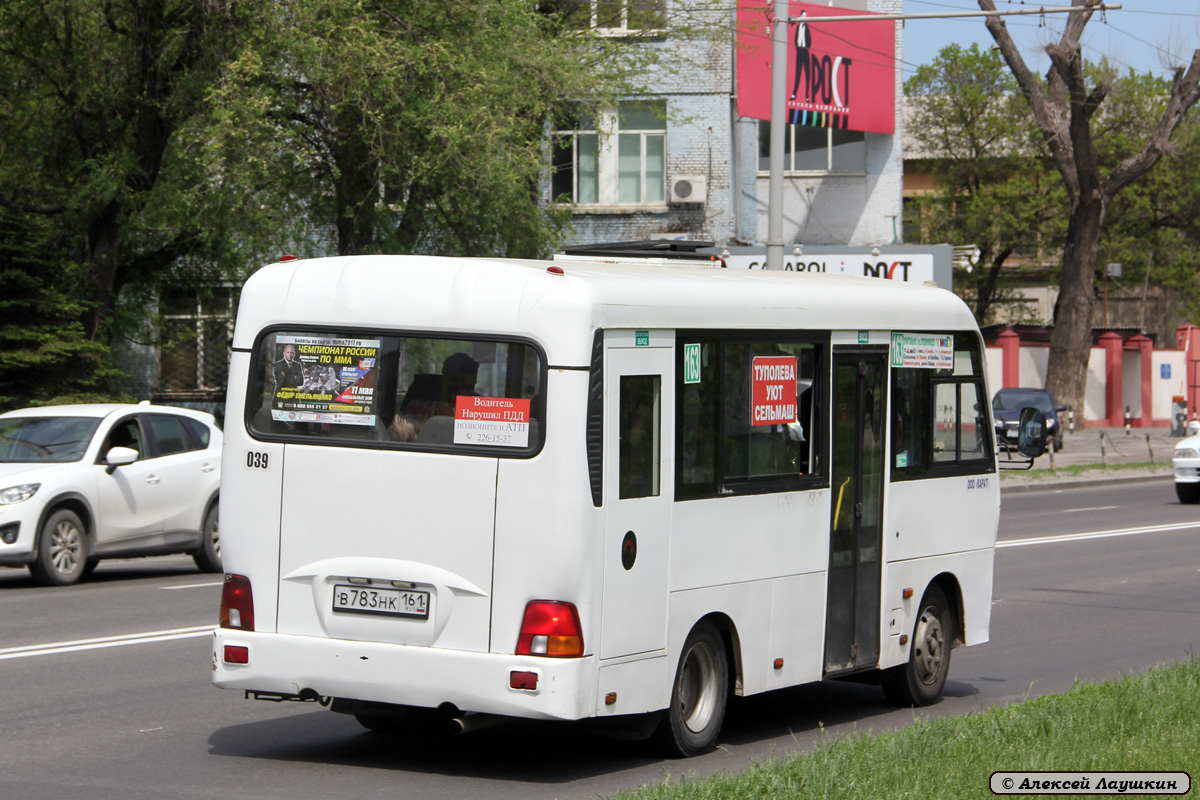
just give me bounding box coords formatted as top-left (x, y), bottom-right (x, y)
top-left (0, 210), bottom-right (128, 409)
top-left (979, 0), bottom-right (1200, 420)
top-left (905, 43), bottom-right (1066, 325)
top-left (203, 0), bottom-right (654, 260)
top-left (1098, 75), bottom-right (1200, 331)
top-left (0, 0), bottom-right (257, 343)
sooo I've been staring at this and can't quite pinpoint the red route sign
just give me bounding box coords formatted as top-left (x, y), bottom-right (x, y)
top-left (751, 356), bottom-right (798, 426)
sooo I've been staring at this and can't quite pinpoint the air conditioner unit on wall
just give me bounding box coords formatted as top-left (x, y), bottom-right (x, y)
top-left (670, 175), bottom-right (707, 204)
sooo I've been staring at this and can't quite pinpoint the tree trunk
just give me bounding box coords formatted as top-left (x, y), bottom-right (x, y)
top-left (333, 107), bottom-right (380, 255)
top-left (83, 200), bottom-right (124, 342)
top-left (1045, 192), bottom-right (1105, 421)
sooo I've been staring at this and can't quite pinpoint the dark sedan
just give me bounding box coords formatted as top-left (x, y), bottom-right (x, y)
top-left (993, 388), bottom-right (1067, 452)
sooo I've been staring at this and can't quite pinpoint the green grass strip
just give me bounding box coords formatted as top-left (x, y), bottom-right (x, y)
top-left (617, 657), bottom-right (1200, 799)
top-left (1001, 461), bottom-right (1172, 481)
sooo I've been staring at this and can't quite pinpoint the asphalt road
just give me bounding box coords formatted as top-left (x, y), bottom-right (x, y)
top-left (1, 478), bottom-right (1197, 799)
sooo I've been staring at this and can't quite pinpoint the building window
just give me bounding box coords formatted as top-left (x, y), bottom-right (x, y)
top-left (757, 122), bottom-right (865, 173)
top-left (157, 288), bottom-right (235, 400)
top-left (557, 0), bottom-right (666, 33)
top-left (551, 101), bottom-right (666, 207)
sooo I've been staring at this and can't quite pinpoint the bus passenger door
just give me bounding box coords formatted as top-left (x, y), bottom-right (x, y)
top-left (824, 349), bottom-right (887, 674)
top-left (601, 336), bottom-right (673, 659)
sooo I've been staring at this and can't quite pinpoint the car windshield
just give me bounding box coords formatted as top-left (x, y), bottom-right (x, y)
top-left (993, 392), bottom-right (1055, 414)
top-left (0, 417), bottom-right (101, 463)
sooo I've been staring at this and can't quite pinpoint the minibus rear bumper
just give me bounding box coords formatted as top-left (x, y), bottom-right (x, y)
top-left (211, 629), bottom-right (598, 721)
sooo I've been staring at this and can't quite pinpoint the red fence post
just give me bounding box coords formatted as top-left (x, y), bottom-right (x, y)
top-left (997, 329), bottom-right (1020, 389)
top-left (1100, 331), bottom-right (1124, 427)
top-left (1127, 334), bottom-right (1153, 428)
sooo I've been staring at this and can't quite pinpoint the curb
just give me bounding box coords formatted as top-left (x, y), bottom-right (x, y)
top-left (1000, 472), bottom-right (1174, 494)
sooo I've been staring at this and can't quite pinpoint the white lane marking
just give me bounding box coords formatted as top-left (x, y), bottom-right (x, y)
top-left (161, 582), bottom-right (222, 590)
top-left (998, 521), bottom-right (1200, 549)
top-left (0, 626), bottom-right (213, 661)
top-left (1061, 505), bottom-right (1119, 513)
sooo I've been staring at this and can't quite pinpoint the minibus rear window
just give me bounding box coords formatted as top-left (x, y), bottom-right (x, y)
top-left (247, 330), bottom-right (544, 454)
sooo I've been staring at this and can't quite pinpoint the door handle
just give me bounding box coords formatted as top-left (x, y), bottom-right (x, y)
top-left (201, 464), bottom-right (215, 473)
top-left (146, 475), bottom-right (161, 485)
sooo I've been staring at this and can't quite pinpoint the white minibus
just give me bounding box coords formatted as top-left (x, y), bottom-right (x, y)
top-left (213, 251), bottom-right (1024, 756)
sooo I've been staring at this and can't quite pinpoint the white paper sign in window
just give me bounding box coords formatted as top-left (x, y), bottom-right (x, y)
top-left (890, 333), bottom-right (954, 370)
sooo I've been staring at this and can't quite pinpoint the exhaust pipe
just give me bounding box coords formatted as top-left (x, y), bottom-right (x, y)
top-left (447, 713), bottom-right (503, 735)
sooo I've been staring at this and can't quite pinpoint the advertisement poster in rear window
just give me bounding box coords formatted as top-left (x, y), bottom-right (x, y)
top-left (270, 335), bottom-right (380, 426)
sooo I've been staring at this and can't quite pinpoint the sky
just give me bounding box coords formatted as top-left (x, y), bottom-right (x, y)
top-left (899, 0), bottom-right (1200, 80)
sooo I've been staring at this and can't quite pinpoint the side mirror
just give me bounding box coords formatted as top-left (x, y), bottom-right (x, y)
top-left (105, 446), bottom-right (139, 474)
top-left (1017, 407), bottom-right (1048, 459)
top-left (1187, 420), bottom-right (1200, 437)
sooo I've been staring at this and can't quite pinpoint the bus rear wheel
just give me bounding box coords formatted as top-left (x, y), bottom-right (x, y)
top-left (654, 622), bottom-right (728, 757)
top-left (884, 584), bottom-right (952, 707)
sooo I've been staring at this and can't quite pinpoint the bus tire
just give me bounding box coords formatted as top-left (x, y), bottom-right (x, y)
top-left (884, 584), bottom-right (952, 707)
top-left (30, 509), bottom-right (88, 587)
top-left (654, 622), bottom-right (728, 757)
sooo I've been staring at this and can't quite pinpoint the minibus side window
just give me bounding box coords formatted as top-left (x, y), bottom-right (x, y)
top-left (676, 332), bottom-right (825, 499)
top-left (619, 375), bottom-right (661, 499)
top-left (891, 333), bottom-right (992, 479)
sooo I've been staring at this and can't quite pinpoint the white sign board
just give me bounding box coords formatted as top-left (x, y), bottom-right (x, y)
top-left (891, 332), bottom-right (954, 369)
top-left (725, 253), bottom-right (935, 284)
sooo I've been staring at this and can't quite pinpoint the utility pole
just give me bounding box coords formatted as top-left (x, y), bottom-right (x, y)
top-left (763, 3), bottom-right (1122, 271)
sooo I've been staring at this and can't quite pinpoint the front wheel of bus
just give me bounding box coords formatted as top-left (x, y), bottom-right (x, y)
top-left (884, 584), bottom-right (952, 707)
top-left (654, 622), bottom-right (728, 757)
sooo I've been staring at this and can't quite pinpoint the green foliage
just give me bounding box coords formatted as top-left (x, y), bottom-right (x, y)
top-left (904, 44), bottom-right (1067, 325)
top-left (203, 0), bottom-right (654, 259)
top-left (0, 211), bottom-right (129, 410)
top-left (614, 657), bottom-right (1200, 800)
top-left (0, 0), bottom-right (257, 342)
top-left (1096, 71), bottom-right (1200, 322)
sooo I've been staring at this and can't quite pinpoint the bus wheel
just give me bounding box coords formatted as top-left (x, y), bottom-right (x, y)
top-left (654, 622), bottom-right (728, 757)
top-left (884, 584), bottom-right (952, 707)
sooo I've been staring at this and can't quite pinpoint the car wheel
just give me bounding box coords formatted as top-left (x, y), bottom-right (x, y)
top-left (1053, 434), bottom-right (1063, 452)
top-left (653, 622), bottom-right (729, 757)
top-left (192, 504), bottom-right (221, 573)
top-left (30, 509), bottom-right (88, 587)
top-left (884, 584), bottom-right (952, 707)
top-left (1175, 483), bottom-right (1200, 504)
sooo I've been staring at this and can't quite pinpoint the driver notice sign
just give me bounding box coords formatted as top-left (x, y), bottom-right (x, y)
top-left (453, 396), bottom-right (531, 447)
top-left (751, 356), bottom-right (797, 426)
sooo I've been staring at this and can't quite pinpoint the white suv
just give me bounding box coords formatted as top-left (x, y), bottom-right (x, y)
top-left (0, 403), bottom-right (221, 585)
top-left (1173, 420), bottom-right (1200, 504)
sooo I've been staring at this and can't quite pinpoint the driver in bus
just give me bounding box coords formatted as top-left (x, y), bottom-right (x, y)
top-left (406, 352), bottom-right (479, 423)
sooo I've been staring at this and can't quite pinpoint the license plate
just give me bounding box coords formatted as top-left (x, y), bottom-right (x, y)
top-left (332, 584), bottom-right (429, 618)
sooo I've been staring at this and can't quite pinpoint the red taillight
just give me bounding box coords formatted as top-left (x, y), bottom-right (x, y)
top-left (219, 573), bottom-right (255, 631)
top-left (224, 645), bottom-right (249, 664)
top-left (515, 600), bottom-right (583, 657)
